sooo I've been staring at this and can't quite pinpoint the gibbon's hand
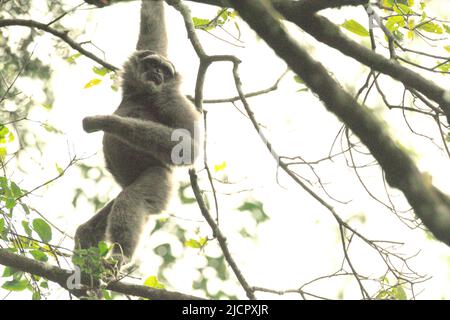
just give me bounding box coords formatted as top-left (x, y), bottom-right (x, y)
top-left (82, 115), bottom-right (111, 133)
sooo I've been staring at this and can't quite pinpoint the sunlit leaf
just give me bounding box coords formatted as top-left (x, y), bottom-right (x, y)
top-left (214, 161), bottom-right (227, 172)
top-left (192, 17), bottom-right (213, 30)
top-left (55, 163), bottom-right (63, 175)
top-left (444, 24), bottom-right (450, 34)
top-left (184, 237), bottom-right (207, 249)
top-left (341, 19), bottom-right (370, 37)
top-left (386, 16), bottom-right (405, 32)
top-left (393, 3), bottom-right (414, 14)
top-left (66, 53), bottom-right (82, 64)
top-left (84, 78), bottom-right (102, 89)
top-left (391, 285), bottom-right (407, 300)
top-left (93, 66), bottom-right (110, 77)
top-left (144, 276), bottom-right (165, 289)
top-left (418, 21), bottom-right (443, 34)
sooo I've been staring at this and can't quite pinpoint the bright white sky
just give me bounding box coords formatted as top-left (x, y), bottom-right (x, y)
top-left (2, 0), bottom-right (450, 299)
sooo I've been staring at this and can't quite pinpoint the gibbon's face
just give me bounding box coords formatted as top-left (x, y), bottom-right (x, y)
top-left (138, 50), bottom-right (176, 86)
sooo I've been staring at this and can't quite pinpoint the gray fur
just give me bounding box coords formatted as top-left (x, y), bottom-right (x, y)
top-left (74, 1), bottom-right (200, 265)
top-left (137, 0), bottom-right (168, 55)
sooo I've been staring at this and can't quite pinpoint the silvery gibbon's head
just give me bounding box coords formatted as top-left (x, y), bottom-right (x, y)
top-left (121, 50), bottom-right (180, 97)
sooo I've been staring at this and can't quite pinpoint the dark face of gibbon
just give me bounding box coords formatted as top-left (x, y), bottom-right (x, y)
top-left (138, 50), bottom-right (175, 85)
top-left (121, 50), bottom-right (179, 97)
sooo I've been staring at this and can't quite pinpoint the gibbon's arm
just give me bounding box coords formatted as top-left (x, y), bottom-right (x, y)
top-left (83, 114), bottom-right (197, 165)
top-left (137, 0), bottom-right (168, 56)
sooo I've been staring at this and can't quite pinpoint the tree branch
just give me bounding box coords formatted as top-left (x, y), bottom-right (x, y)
top-left (0, 249), bottom-right (204, 300)
top-left (228, 0), bottom-right (450, 247)
top-left (172, 0), bottom-right (449, 123)
top-left (0, 19), bottom-right (118, 71)
top-left (189, 169), bottom-right (256, 300)
top-left (80, 0), bottom-right (450, 123)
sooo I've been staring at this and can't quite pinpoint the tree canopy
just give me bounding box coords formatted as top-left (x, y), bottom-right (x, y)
top-left (0, 0), bottom-right (449, 300)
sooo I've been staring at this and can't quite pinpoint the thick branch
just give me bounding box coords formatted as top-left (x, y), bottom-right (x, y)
top-left (174, 0), bottom-right (449, 123)
top-left (278, 10), bottom-right (450, 123)
top-left (0, 249), bottom-right (203, 300)
top-left (86, 0), bottom-right (368, 12)
top-left (229, 0), bottom-right (450, 246)
top-left (0, 19), bottom-right (118, 71)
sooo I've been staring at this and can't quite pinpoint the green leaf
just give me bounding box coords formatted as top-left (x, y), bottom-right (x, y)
top-left (55, 163), bottom-right (63, 175)
top-left (22, 220), bottom-right (32, 237)
top-left (101, 289), bottom-right (112, 300)
top-left (29, 249), bottom-right (48, 262)
top-left (0, 126), bottom-right (10, 140)
top-left (391, 285), bottom-right (407, 300)
top-left (32, 291), bottom-right (41, 300)
top-left (214, 161), bottom-right (227, 172)
top-left (154, 243), bottom-right (175, 265)
top-left (5, 197), bottom-right (16, 209)
top-left (376, 290), bottom-right (389, 299)
top-left (144, 276), bottom-right (165, 289)
top-left (178, 183), bottom-right (196, 204)
top-left (32, 219), bottom-right (52, 243)
top-left (2, 267), bottom-right (19, 277)
top-left (418, 21), bottom-right (443, 34)
top-left (93, 66), bottom-right (110, 77)
top-left (0, 218), bottom-right (4, 235)
top-left (10, 182), bottom-right (22, 197)
top-left (97, 241), bottom-right (109, 256)
top-left (184, 237), bottom-right (207, 249)
top-left (66, 53), bottom-right (82, 64)
top-left (393, 3), bottom-right (414, 14)
top-left (444, 24), bottom-right (450, 34)
top-left (192, 17), bottom-right (213, 30)
top-left (41, 103), bottom-right (53, 110)
top-left (237, 200), bottom-right (269, 223)
top-left (438, 62), bottom-right (450, 72)
top-left (2, 279), bottom-right (28, 291)
top-left (239, 228), bottom-right (253, 239)
top-left (386, 16), bottom-right (405, 32)
top-left (341, 19), bottom-right (370, 37)
top-left (83, 78), bottom-right (102, 89)
top-left (293, 75), bottom-right (304, 84)
top-left (21, 203), bottom-right (30, 215)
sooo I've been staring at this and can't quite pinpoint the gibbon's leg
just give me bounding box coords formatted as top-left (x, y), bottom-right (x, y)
top-left (83, 115), bottom-right (196, 165)
top-left (106, 167), bottom-right (171, 263)
top-left (74, 200), bottom-right (114, 250)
